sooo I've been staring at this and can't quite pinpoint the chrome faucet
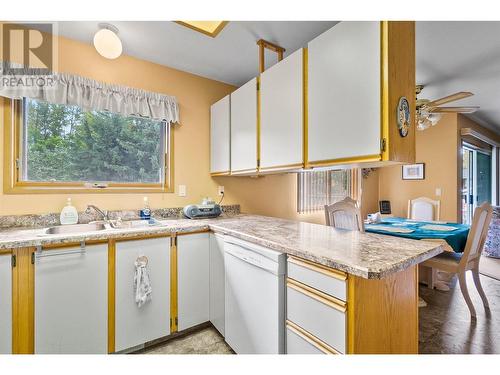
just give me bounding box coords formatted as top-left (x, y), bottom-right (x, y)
top-left (85, 205), bottom-right (109, 221)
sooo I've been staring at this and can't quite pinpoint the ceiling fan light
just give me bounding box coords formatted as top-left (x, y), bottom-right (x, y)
top-left (93, 25), bottom-right (122, 59)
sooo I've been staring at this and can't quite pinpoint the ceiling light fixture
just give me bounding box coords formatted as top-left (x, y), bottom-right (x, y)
top-left (93, 23), bottom-right (122, 59)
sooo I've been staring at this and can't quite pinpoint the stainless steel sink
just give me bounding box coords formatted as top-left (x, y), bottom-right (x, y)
top-left (45, 222), bottom-right (107, 234)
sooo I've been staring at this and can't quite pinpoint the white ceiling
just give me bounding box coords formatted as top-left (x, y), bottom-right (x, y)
top-left (417, 21), bottom-right (500, 134)
top-left (56, 21), bottom-right (337, 86)
top-left (53, 21), bottom-right (500, 134)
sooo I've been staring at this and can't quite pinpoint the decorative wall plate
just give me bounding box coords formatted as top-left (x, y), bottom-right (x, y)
top-left (397, 96), bottom-right (411, 137)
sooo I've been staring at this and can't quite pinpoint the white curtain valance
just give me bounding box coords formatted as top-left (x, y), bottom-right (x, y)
top-left (0, 62), bottom-right (180, 124)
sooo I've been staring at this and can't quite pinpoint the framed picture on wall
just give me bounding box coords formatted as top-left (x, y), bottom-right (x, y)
top-left (402, 163), bottom-right (425, 180)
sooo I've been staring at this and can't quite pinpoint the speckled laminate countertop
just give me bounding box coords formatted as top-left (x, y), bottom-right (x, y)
top-left (0, 214), bottom-right (443, 279)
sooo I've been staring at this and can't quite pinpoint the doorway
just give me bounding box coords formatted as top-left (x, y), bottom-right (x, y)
top-left (462, 143), bottom-right (492, 224)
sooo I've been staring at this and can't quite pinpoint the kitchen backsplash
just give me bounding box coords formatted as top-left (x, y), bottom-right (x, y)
top-left (0, 204), bottom-right (240, 228)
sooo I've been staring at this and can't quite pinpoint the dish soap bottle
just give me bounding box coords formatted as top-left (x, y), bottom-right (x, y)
top-left (60, 198), bottom-right (78, 225)
top-left (140, 197), bottom-right (151, 220)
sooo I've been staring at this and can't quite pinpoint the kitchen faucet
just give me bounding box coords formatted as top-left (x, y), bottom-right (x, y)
top-left (85, 205), bottom-right (109, 221)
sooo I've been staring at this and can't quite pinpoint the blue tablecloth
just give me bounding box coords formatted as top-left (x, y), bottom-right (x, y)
top-left (365, 217), bottom-right (470, 253)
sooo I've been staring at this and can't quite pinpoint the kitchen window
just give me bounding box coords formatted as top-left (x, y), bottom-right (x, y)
top-left (3, 98), bottom-right (173, 193)
top-left (297, 169), bottom-right (358, 213)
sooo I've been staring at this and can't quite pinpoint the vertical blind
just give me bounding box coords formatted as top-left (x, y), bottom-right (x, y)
top-left (297, 169), bottom-right (360, 213)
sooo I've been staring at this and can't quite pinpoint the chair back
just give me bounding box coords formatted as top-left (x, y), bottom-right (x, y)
top-left (460, 202), bottom-right (493, 270)
top-left (324, 197), bottom-right (364, 232)
top-left (408, 197), bottom-right (441, 221)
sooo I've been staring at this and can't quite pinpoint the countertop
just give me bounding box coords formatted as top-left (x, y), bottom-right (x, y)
top-left (0, 214), bottom-right (443, 279)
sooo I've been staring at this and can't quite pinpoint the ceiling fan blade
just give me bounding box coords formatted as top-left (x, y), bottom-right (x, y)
top-left (424, 92), bottom-right (474, 108)
top-left (429, 106), bottom-right (479, 113)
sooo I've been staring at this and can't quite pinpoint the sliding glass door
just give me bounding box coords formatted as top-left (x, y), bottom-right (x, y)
top-left (462, 143), bottom-right (492, 224)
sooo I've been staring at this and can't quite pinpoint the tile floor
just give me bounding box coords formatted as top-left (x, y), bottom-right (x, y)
top-left (139, 273), bottom-right (499, 355)
top-left (419, 272), bottom-right (500, 354)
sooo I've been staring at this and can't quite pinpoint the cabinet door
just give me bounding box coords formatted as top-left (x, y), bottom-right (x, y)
top-left (177, 233), bottom-right (209, 331)
top-left (210, 95), bottom-right (231, 174)
top-left (230, 78), bottom-right (258, 173)
top-left (115, 237), bottom-right (170, 352)
top-left (35, 244), bottom-right (108, 354)
top-left (308, 21), bottom-right (381, 164)
top-left (209, 233), bottom-right (225, 336)
top-left (0, 254), bottom-right (12, 354)
top-left (260, 49), bottom-right (304, 170)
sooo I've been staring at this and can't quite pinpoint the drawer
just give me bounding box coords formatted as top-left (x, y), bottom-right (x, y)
top-left (287, 278), bottom-right (346, 353)
top-left (286, 321), bottom-right (339, 354)
top-left (287, 256), bottom-right (347, 301)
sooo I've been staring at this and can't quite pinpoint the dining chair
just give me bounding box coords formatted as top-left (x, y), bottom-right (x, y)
top-left (422, 202), bottom-right (493, 319)
top-left (324, 197), bottom-right (364, 232)
top-left (408, 197), bottom-right (441, 221)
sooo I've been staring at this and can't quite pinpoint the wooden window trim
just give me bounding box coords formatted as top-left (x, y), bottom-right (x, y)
top-left (2, 98), bottom-right (175, 194)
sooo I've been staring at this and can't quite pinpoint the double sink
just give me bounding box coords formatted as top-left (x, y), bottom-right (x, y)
top-left (44, 219), bottom-right (162, 235)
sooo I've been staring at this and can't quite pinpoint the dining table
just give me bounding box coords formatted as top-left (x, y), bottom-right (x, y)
top-left (365, 217), bottom-right (470, 253)
top-left (365, 217), bottom-right (471, 298)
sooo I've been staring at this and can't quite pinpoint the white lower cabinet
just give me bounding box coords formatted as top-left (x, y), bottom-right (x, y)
top-left (0, 254), bottom-right (12, 354)
top-left (177, 233), bottom-right (210, 331)
top-left (209, 233), bottom-right (225, 336)
top-left (115, 237), bottom-right (170, 352)
top-left (35, 244), bottom-right (108, 354)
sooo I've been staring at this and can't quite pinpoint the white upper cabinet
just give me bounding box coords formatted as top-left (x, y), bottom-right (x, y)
top-left (308, 22), bottom-right (381, 164)
top-left (210, 95), bottom-right (231, 175)
top-left (260, 49), bottom-right (304, 171)
top-left (0, 255), bottom-right (12, 354)
top-left (230, 78), bottom-right (258, 174)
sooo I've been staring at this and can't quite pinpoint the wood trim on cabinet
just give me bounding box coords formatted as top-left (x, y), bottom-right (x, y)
top-left (258, 163), bottom-right (304, 172)
top-left (287, 278), bottom-right (347, 313)
top-left (176, 229), bottom-right (210, 236)
top-left (170, 235), bottom-right (178, 333)
top-left (307, 154), bottom-right (382, 169)
top-left (288, 255), bottom-right (347, 281)
top-left (12, 247), bottom-right (34, 354)
top-left (210, 171), bottom-right (230, 177)
top-left (303, 47), bottom-right (309, 169)
top-left (286, 320), bottom-right (339, 354)
top-left (107, 239), bottom-right (116, 354)
top-left (40, 239), bottom-right (108, 250)
top-left (256, 76), bottom-right (261, 169)
top-left (230, 168), bottom-right (259, 175)
top-left (113, 233), bottom-right (173, 242)
top-left (0, 248), bottom-right (12, 255)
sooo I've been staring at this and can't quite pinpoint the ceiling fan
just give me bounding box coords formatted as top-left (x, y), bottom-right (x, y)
top-left (415, 85), bottom-right (480, 131)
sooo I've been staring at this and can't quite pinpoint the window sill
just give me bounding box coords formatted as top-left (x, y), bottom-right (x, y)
top-left (4, 183), bottom-right (174, 195)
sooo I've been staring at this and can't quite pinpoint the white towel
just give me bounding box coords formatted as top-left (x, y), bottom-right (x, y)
top-left (134, 256), bottom-right (152, 308)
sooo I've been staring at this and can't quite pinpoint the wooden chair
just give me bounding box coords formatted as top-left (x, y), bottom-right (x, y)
top-left (422, 202), bottom-right (493, 319)
top-left (408, 197), bottom-right (441, 221)
top-left (324, 197), bottom-right (364, 232)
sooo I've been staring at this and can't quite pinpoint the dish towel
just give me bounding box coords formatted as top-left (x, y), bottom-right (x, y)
top-left (134, 256), bottom-right (152, 308)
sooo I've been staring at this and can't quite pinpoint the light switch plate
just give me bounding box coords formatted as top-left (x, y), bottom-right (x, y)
top-left (218, 186), bottom-right (224, 196)
top-left (178, 185), bottom-right (186, 197)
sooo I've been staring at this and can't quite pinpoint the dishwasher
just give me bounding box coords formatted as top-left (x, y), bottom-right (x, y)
top-left (224, 236), bottom-right (286, 354)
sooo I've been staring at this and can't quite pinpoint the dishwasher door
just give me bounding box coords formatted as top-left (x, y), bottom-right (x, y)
top-left (224, 237), bottom-right (285, 354)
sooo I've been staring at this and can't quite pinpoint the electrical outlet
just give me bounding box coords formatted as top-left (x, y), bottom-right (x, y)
top-left (178, 185), bottom-right (186, 197)
top-left (435, 188), bottom-right (442, 196)
top-left (218, 186), bottom-right (224, 196)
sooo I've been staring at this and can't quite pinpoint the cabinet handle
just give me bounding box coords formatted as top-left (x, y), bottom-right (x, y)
top-left (287, 278), bottom-right (347, 313)
top-left (288, 255), bottom-right (347, 281)
top-left (35, 242), bottom-right (86, 259)
top-left (286, 320), bottom-right (340, 354)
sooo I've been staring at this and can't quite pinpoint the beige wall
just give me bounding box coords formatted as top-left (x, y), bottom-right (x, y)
top-left (0, 33), bottom-right (236, 215)
top-left (215, 170), bottom-right (380, 225)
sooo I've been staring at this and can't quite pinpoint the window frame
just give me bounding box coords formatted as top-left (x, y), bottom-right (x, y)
top-left (3, 98), bottom-right (174, 194)
top-left (296, 169), bottom-right (359, 213)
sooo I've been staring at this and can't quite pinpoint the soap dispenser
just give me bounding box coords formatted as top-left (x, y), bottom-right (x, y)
top-left (60, 198), bottom-right (78, 225)
top-left (140, 196), bottom-right (151, 220)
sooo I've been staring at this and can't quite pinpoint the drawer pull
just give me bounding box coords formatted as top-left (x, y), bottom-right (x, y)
top-left (287, 320), bottom-right (340, 354)
top-left (288, 256), bottom-right (347, 281)
top-left (287, 278), bottom-right (347, 313)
